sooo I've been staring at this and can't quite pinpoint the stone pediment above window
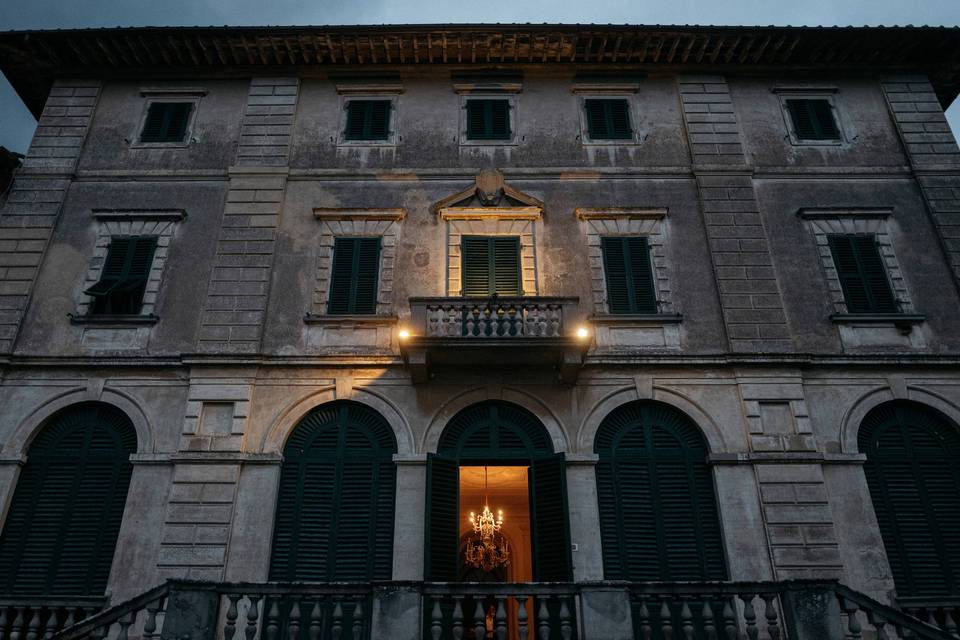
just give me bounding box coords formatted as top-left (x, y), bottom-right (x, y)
top-left (431, 169), bottom-right (544, 220)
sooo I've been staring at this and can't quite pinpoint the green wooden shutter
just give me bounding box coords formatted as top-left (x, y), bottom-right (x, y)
top-left (461, 236), bottom-right (521, 297)
top-left (425, 454), bottom-right (460, 581)
top-left (466, 100), bottom-right (511, 140)
top-left (86, 236), bottom-right (157, 315)
top-left (860, 402), bottom-right (960, 598)
top-left (345, 100), bottom-right (391, 141)
top-left (269, 402), bottom-right (397, 582)
top-left (530, 454), bottom-right (574, 582)
top-left (327, 237), bottom-right (381, 315)
top-left (828, 235), bottom-right (898, 313)
top-left (594, 402), bottom-right (727, 581)
top-left (0, 403), bottom-right (136, 596)
top-left (787, 99), bottom-right (839, 141)
top-left (584, 99), bottom-right (632, 140)
top-left (601, 236), bottom-right (657, 314)
top-left (140, 102), bottom-right (192, 143)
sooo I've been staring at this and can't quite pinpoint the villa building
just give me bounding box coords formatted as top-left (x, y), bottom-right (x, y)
top-left (1, 23), bottom-right (960, 639)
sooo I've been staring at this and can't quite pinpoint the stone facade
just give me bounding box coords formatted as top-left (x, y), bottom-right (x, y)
top-left (1, 26), bottom-right (960, 619)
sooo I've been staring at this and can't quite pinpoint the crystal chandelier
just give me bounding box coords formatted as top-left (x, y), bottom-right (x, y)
top-left (464, 467), bottom-right (510, 571)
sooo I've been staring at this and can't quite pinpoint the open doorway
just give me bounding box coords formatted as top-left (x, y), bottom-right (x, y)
top-left (458, 466), bottom-right (532, 583)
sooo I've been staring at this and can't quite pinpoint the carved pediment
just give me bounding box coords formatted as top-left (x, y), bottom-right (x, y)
top-left (431, 169), bottom-right (544, 220)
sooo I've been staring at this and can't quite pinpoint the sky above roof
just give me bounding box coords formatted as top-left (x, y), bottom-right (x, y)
top-left (1, 0), bottom-right (960, 153)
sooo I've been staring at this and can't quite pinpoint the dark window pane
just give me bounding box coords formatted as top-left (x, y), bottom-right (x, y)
top-left (140, 102), bottom-right (192, 143)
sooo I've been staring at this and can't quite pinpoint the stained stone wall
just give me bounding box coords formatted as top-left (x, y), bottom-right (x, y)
top-left (0, 68), bottom-right (959, 608)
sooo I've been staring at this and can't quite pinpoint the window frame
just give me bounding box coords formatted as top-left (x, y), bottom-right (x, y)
top-left (776, 91), bottom-right (845, 146)
top-left (458, 94), bottom-right (519, 146)
top-left (578, 95), bottom-right (639, 145)
top-left (337, 94), bottom-right (399, 146)
top-left (826, 233), bottom-right (900, 314)
top-left (85, 235), bottom-right (159, 316)
top-left (131, 95), bottom-right (202, 149)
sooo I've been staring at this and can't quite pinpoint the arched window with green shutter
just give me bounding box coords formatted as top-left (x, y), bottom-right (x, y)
top-left (594, 401), bottom-right (727, 581)
top-left (0, 403), bottom-right (137, 596)
top-left (269, 401), bottom-right (397, 581)
top-left (860, 401), bottom-right (960, 599)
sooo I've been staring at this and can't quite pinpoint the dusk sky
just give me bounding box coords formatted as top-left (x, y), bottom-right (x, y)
top-left (2, 0), bottom-right (960, 153)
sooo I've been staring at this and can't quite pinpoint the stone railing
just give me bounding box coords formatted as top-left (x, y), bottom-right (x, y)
top-left (0, 597), bottom-right (106, 640)
top-left (423, 582), bottom-right (578, 639)
top-left (896, 597), bottom-right (960, 636)
top-left (38, 579), bottom-right (958, 640)
top-left (408, 297), bottom-right (580, 339)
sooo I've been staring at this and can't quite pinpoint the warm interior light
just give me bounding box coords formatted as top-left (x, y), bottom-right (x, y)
top-left (398, 329), bottom-right (410, 339)
top-left (576, 326), bottom-right (590, 339)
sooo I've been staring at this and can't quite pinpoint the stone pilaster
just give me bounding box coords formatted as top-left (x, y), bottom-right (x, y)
top-left (197, 78), bottom-right (299, 353)
top-left (881, 74), bottom-right (960, 291)
top-left (678, 76), bottom-right (792, 352)
top-left (0, 80), bottom-right (100, 353)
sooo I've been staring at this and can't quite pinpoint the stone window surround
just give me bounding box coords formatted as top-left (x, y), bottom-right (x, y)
top-left (571, 81), bottom-right (643, 146)
top-left (74, 209), bottom-right (185, 320)
top-left (799, 207), bottom-right (916, 316)
top-left (576, 208), bottom-right (674, 316)
top-left (335, 82), bottom-right (403, 147)
top-left (130, 87), bottom-right (206, 149)
top-left (440, 207), bottom-right (541, 297)
top-left (772, 86), bottom-right (846, 147)
top-left (455, 84), bottom-right (521, 146)
top-left (310, 208), bottom-right (405, 318)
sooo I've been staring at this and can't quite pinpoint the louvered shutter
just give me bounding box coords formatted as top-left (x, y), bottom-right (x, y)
top-left (0, 404), bottom-right (136, 596)
top-left (787, 99), bottom-right (840, 141)
top-left (466, 100), bottom-right (511, 140)
top-left (828, 235), bottom-right (898, 313)
top-left (585, 99), bottom-right (632, 140)
top-left (345, 100), bottom-right (391, 141)
top-left (530, 454), bottom-right (574, 582)
top-left (86, 236), bottom-right (157, 315)
top-left (269, 402), bottom-right (396, 582)
top-left (425, 454), bottom-right (460, 581)
top-left (327, 238), bottom-right (381, 314)
top-left (140, 102), bottom-right (192, 143)
top-left (602, 236), bottom-right (656, 314)
top-left (461, 236), bottom-right (521, 297)
top-left (595, 402), bottom-right (727, 581)
top-left (861, 403), bottom-right (960, 598)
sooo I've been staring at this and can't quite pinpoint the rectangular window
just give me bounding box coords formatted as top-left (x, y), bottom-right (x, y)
top-left (601, 236), bottom-right (657, 314)
top-left (786, 99), bottom-right (840, 141)
top-left (461, 236), bottom-right (521, 296)
top-left (344, 100), bottom-right (391, 141)
top-left (327, 237), bottom-right (381, 315)
top-left (85, 236), bottom-right (158, 315)
top-left (827, 234), bottom-right (898, 313)
top-left (584, 99), bottom-right (632, 140)
top-left (465, 99), bottom-right (511, 140)
top-left (140, 102), bottom-right (193, 143)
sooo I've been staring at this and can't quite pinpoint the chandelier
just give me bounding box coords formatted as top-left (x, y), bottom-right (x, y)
top-left (464, 467), bottom-right (510, 571)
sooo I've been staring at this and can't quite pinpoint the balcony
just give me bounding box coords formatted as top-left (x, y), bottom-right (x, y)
top-left (31, 580), bottom-right (960, 640)
top-left (403, 297), bottom-right (589, 383)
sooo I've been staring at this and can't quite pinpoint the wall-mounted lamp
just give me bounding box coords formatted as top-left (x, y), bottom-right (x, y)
top-left (398, 329), bottom-right (411, 340)
top-left (575, 326), bottom-right (590, 340)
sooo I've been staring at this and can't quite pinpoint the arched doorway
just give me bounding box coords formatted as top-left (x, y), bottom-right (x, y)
top-left (269, 401), bottom-right (397, 581)
top-left (594, 401), bottom-right (727, 581)
top-left (425, 400), bottom-right (572, 583)
top-left (860, 401), bottom-right (960, 599)
top-left (0, 402), bottom-right (137, 595)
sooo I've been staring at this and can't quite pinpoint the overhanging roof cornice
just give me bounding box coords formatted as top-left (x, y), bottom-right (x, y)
top-left (2, 23), bottom-right (960, 117)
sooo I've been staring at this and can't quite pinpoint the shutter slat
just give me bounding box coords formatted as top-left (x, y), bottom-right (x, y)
top-left (344, 100), bottom-right (391, 141)
top-left (466, 99), bottom-right (511, 140)
top-left (530, 454), bottom-right (574, 581)
top-left (425, 454), bottom-right (459, 581)
top-left (85, 236), bottom-right (157, 315)
top-left (461, 236), bottom-right (521, 296)
top-left (602, 236), bottom-right (656, 314)
top-left (140, 102), bottom-right (192, 143)
top-left (585, 99), bottom-right (632, 140)
top-left (327, 237), bottom-right (380, 315)
top-left (828, 234), bottom-right (898, 313)
top-left (787, 98), bottom-right (840, 141)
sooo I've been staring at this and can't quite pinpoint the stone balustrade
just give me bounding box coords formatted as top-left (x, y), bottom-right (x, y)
top-left (30, 579), bottom-right (959, 640)
top-left (409, 297), bottom-right (580, 340)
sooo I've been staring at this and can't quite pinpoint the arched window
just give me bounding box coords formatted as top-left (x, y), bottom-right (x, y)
top-left (594, 401), bottom-right (726, 581)
top-left (269, 401), bottom-right (397, 581)
top-left (0, 403), bottom-right (137, 595)
top-left (426, 400), bottom-right (572, 582)
top-left (860, 401), bottom-right (960, 598)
